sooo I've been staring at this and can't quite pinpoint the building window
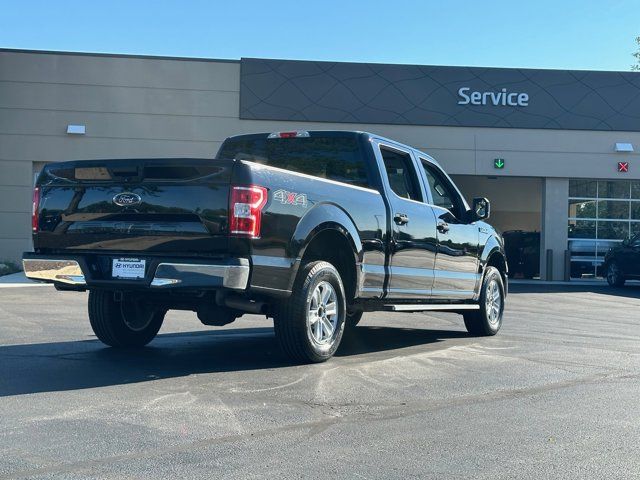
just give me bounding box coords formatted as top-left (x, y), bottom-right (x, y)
top-left (568, 179), bottom-right (640, 278)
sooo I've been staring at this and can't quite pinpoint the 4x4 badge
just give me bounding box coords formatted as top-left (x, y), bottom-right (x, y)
top-left (273, 189), bottom-right (307, 207)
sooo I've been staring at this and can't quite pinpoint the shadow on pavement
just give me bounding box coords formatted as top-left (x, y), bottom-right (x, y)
top-left (0, 325), bottom-right (466, 397)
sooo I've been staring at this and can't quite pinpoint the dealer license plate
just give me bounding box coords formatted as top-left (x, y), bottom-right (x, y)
top-left (112, 258), bottom-right (146, 279)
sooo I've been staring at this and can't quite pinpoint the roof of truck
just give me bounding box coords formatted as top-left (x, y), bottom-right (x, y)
top-left (223, 130), bottom-right (440, 165)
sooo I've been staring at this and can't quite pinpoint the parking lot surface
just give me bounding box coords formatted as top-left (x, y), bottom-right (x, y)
top-left (0, 283), bottom-right (639, 479)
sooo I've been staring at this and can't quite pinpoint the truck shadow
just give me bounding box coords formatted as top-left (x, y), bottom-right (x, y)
top-left (0, 325), bottom-right (467, 397)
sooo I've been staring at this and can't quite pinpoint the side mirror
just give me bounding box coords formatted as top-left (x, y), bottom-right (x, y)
top-left (470, 197), bottom-right (490, 221)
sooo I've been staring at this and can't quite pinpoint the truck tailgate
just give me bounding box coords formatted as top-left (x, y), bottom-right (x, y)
top-left (34, 158), bottom-right (232, 255)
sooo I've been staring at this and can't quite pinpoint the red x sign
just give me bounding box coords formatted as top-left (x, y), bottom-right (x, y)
top-left (618, 162), bottom-right (629, 173)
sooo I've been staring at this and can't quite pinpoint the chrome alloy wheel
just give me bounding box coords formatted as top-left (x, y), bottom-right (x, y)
top-left (485, 279), bottom-right (502, 326)
top-left (307, 281), bottom-right (339, 345)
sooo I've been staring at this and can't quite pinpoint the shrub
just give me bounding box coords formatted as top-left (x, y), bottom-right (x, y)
top-left (0, 261), bottom-right (21, 277)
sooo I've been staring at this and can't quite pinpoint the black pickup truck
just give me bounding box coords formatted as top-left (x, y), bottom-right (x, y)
top-left (23, 130), bottom-right (507, 362)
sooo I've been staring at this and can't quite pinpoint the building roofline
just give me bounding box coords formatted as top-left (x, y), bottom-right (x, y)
top-left (0, 47), bottom-right (239, 64)
top-left (242, 56), bottom-right (639, 75)
top-left (1, 47), bottom-right (637, 74)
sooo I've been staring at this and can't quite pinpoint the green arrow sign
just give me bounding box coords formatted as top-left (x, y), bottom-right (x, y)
top-left (494, 158), bottom-right (505, 169)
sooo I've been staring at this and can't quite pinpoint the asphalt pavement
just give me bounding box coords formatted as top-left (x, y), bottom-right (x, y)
top-left (0, 283), bottom-right (639, 479)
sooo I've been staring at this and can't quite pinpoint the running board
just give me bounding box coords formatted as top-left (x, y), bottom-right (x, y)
top-left (384, 304), bottom-right (480, 312)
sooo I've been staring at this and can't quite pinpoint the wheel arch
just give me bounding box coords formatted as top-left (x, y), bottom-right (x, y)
top-left (288, 204), bottom-right (363, 302)
top-left (480, 237), bottom-right (509, 296)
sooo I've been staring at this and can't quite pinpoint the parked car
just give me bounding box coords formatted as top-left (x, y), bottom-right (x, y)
top-left (23, 130), bottom-right (508, 362)
top-left (567, 238), bottom-right (599, 278)
top-left (502, 230), bottom-right (540, 279)
top-left (603, 234), bottom-right (640, 286)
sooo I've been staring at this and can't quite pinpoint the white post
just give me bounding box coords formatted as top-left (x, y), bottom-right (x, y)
top-left (540, 178), bottom-right (569, 281)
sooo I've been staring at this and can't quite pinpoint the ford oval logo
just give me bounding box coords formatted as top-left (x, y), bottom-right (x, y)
top-left (113, 192), bottom-right (142, 207)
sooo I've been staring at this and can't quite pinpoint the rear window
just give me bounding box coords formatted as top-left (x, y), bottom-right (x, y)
top-left (217, 136), bottom-right (370, 188)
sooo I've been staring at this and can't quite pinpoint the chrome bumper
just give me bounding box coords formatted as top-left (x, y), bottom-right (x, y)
top-left (22, 259), bottom-right (86, 285)
top-left (22, 258), bottom-right (250, 290)
top-left (150, 260), bottom-right (249, 289)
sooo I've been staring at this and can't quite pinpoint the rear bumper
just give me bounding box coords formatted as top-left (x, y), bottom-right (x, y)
top-left (22, 254), bottom-right (250, 290)
top-left (150, 262), bottom-right (249, 289)
top-left (22, 258), bottom-right (86, 285)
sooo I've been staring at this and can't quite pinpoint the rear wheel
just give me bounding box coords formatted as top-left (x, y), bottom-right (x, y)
top-left (274, 261), bottom-right (346, 363)
top-left (606, 261), bottom-right (625, 287)
top-left (464, 266), bottom-right (504, 336)
top-left (88, 290), bottom-right (166, 347)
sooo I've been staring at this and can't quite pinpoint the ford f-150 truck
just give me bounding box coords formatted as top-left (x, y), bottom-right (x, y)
top-left (23, 130), bottom-right (507, 362)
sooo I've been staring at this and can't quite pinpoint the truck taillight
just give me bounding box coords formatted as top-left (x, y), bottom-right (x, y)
top-left (31, 187), bottom-right (40, 232)
top-left (229, 185), bottom-right (268, 238)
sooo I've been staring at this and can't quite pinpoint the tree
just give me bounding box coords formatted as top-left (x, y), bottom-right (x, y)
top-left (633, 36), bottom-right (640, 71)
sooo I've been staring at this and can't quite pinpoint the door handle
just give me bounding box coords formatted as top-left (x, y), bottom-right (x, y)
top-left (394, 213), bottom-right (410, 225)
top-left (437, 221), bottom-right (450, 233)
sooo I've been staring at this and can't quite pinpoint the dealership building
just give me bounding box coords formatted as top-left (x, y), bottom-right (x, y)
top-left (1, 48), bottom-right (640, 280)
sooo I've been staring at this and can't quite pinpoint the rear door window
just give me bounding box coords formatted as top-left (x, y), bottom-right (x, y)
top-left (380, 147), bottom-right (422, 201)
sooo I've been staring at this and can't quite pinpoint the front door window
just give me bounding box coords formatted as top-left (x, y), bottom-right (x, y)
top-left (421, 161), bottom-right (464, 220)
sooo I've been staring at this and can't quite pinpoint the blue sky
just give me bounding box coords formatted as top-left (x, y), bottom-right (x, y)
top-left (1, 0), bottom-right (638, 71)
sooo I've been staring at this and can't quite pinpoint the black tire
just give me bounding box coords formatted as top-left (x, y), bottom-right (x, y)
top-left (464, 266), bottom-right (504, 336)
top-left (606, 261), bottom-right (626, 287)
top-left (274, 261), bottom-right (346, 363)
top-left (346, 310), bottom-right (363, 328)
top-left (88, 290), bottom-right (166, 347)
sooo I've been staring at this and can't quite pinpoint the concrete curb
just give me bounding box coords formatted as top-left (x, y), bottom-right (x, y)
top-left (0, 272), bottom-right (49, 288)
top-left (510, 279), bottom-right (604, 286)
top-left (510, 279), bottom-right (640, 286)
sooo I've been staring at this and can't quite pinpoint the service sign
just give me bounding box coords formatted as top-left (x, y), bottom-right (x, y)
top-left (457, 87), bottom-right (529, 107)
top-left (240, 58), bottom-right (640, 132)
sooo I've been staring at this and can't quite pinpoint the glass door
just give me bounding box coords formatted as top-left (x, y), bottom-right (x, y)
top-left (568, 179), bottom-right (640, 279)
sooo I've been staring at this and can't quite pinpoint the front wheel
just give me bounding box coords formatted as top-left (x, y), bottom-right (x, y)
top-left (464, 266), bottom-right (504, 336)
top-left (88, 290), bottom-right (166, 347)
top-left (274, 261), bottom-right (346, 363)
top-left (606, 261), bottom-right (625, 287)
